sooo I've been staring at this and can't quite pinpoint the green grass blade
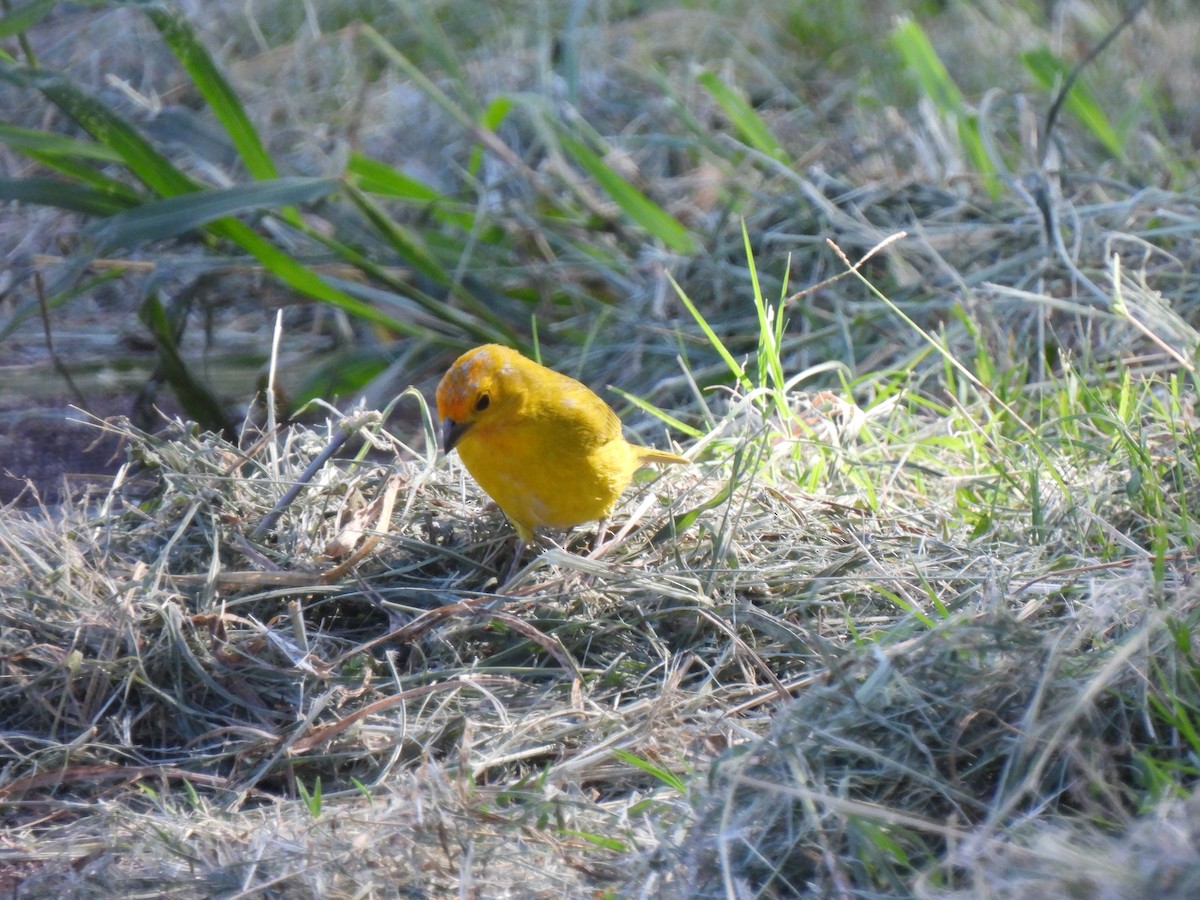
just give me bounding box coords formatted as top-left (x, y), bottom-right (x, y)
top-left (0, 0), bottom-right (55, 39)
top-left (743, 222), bottom-right (786, 417)
top-left (24, 152), bottom-right (145, 198)
top-left (957, 118), bottom-right (999, 196)
top-left (0, 61), bottom-right (198, 197)
top-left (469, 95), bottom-right (514, 178)
top-left (558, 829), bottom-right (627, 852)
top-left (891, 17), bottom-right (965, 115)
top-left (128, 0), bottom-right (278, 180)
top-left (391, 0), bottom-right (481, 118)
top-left (360, 26), bottom-right (477, 134)
top-left (667, 272), bottom-right (750, 393)
top-left (651, 477), bottom-right (733, 544)
top-left (347, 153), bottom-right (440, 202)
top-left (611, 386), bottom-right (702, 439)
top-left (0, 122), bottom-right (124, 162)
top-left (611, 748), bottom-right (688, 794)
top-left (556, 129), bottom-right (697, 254)
top-left (212, 217), bottom-right (434, 339)
top-left (346, 153), bottom-right (476, 231)
top-left (892, 17), bottom-right (1000, 197)
top-left (360, 26), bottom-right (540, 240)
top-left (1022, 48), bottom-right (1124, 159)
top-left (0, 123), bottom-right (144, 197)
top-left (697, 70), bottom-right (790, 163)
top-left (139, 292), bottom-right (235, 438)
top-left (86, 176), bottom-right (340, 252)
top-left (341, 181), bottom-right (450, 284)
top-left (301, 234), bottom-right (514, 346)
top-left (3, 61), bottom-right (447, 338)
top-left (480, 95), bottom-right (515, 132)
top-left (0, 176), bottom-right (138, 215)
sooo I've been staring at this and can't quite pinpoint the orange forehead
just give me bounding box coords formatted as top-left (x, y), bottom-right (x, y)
top-left (436, 345), bottom-right (512, 420)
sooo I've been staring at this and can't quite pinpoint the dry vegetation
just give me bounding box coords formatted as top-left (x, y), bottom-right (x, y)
top-left (3, 0), bottom-right (1200, 897)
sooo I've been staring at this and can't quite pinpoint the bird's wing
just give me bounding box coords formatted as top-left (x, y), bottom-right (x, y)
top-left (542, 368), bottom-right (624, 449)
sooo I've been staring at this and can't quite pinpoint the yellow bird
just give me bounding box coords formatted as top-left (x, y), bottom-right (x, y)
top-left (436, 344), bottom-right (687, 544)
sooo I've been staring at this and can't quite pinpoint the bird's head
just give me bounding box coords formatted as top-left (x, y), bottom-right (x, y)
top-left (435, 344), bottom-right (523, 453)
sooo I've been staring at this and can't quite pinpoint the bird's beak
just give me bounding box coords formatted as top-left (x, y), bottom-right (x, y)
top-left (441, 417), bottom-right (468, 453)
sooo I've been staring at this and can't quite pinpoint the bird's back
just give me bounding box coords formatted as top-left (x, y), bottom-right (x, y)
top-left (440, 344), bottom-right (686, 540)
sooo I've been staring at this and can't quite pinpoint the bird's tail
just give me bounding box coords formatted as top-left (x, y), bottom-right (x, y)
top-left (636, 447), bottom-right (689, 466)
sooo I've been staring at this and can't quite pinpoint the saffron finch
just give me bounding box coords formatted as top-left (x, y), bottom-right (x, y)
top-left (436, 344), bottom-right (687, 543)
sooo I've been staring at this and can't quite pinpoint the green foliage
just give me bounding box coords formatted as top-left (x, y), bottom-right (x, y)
top-left (891, 16), bottom-right (1001, 197)
top-left (0, 2), bottom-right (708, 424)
top-left (133, 0), bottom-right (279, 181)
top-left (296, 775), bottom-right (323, 818)
top-left (1023, 47), bottom-right (1125, 158)
top-left (697, 70), bottom-right (790, 164)
top-left (555, 129), bottom-right (698, 255)
top-left (139, 291), bottom-right (235, 437)
top-left (87, 177), bottom-right (339, 253)
top-left (0, 0), bottom-right (56, 38)
top-left (0, 175), bottom-right (134, 215)
top-left (611, 747), bottom-right (688, 795)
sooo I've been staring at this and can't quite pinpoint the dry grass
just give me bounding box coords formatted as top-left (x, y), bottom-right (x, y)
top-left (4, 338), bottom-right (1198, 896)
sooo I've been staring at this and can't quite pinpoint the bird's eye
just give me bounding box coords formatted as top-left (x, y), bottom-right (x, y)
top-left (474, 393), bottom-right (490, 412)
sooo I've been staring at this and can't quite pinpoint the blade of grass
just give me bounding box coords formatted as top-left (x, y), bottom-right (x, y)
top-left (0, 176), bottom-right (138, 216)
top-left (611, 387), bottom-right (702, 440)
top-left (0, 61), bottom-right (199, 197)
top-left (0, 122), bottom-right (123, 161)
top-left (555, 129), bottom-right (697, 254)
top-left (128, 0), bottom-right (278, 180)
top-left (347, 153), bottom-right (442, 203)
top-left (650, 478), bottom-right (733, 545)
top-left (1022, 48), bottom-right (1124, 159)
top-left (392, 0), bottom-right (482, 119)
top-left (292, 221), bottom-right (517, 346)
top-left (139, 291), bottom-right (235, 438)
top-left (891, 17), bottom-right (966, 115)
top-left (2, 61), bottom-right (450, 338)
top-left (217, 217), bottom-right (444, 339)
top-left (891, 17), bottom-right (1000, 198)
top-left (0, 124), bottom-right (144, 198)
top-left (743, 221), bottom-right (789, 422)
top-left (347, 152), bottom-right (476, 231)
top-left (86, 176), bottom-right (340, 252)
top-left (361, 25), bottom-right (484, 141)
top-left (469, 95), bottom-right (514, 178)
top-left (697, 70), bottom-right (790, 164)
top-left (19, 152), bottom-right (145, 198)
top-left (0, 0), bottom-right (54, 39)
top-left (360, 26), bottom-right (558, 214)
top-left (611, 748), bottom-right (688, 794)
top-left (340, 181), bottom-right (450, 285)
top-left (667, 271), bottom-right (751, 394)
